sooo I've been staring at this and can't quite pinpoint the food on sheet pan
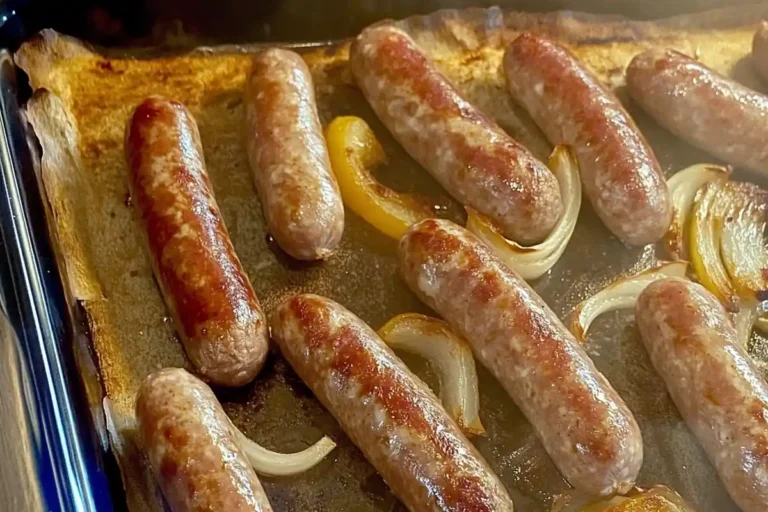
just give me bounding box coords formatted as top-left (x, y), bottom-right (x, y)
top-left (350, 24), bottom-right (563, 245)
top-left (270, 294), bottom-right (515, 512)
top-left (244, 48), bottom-right (345, 261)
top-left (503, 32), bottom-right (671, 246)
top-left (125, 96), bottom-right (268, 387)
top-left (398, 218), bottom-right (643, 496)
top-left (136, 368), bottom-right (274, 512)
top-left (18, 4), bottom-right (768, 511)
top-left (325, 115), bottom-right (434, 240)
top-left (636, 278), bottom-right (768, 512)
top-left (627, 48), bottom-right (768, 177)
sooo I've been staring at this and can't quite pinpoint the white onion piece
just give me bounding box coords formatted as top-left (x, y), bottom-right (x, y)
top-left (234, 426), bottom-right (336, 477)
top-left (665, 163), bottom-right (730, 260)
top-left (567, 261), bottom-right (689, 343)
top-left (466, 145), bottom-right (581, 280)
top-left (733, 303), bottom-right (760, 349)
top-left (689, 181), bottom-right (740, 310)
top-left (718, 182), bottom-right (768, 301)
top-left (378, 313), bottom-right (485, 436)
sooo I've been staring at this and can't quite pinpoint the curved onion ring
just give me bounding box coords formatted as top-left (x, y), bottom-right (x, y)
top-left (567, 261), bottom-right (689, 343)
top-left (465, 145), bottom-right (581, 280)
top-left (378, 313), bottom-right (485, 436)
top-left (233, 426), bottom-right (336, 477)
top-left (665, 163), bottom-right (730, 260)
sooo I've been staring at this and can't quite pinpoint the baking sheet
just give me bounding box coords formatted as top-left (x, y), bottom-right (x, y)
top-left (14, 4), bottom-right (768, 511)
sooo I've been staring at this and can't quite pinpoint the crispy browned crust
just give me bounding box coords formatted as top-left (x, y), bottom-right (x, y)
top-left (13, 4), bottom-right (768, 511)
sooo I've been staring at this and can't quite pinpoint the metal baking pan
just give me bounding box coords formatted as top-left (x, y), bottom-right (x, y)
top-left (2, 1), bottom-right (768, 511)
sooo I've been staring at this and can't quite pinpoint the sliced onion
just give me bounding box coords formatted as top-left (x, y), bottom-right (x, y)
top-left (665, 163), bottom-right (730, 260)
top-left (718, 182), bottom-right (768, 301)
top-left (233, 426), bottom-right (336, 477)
top-left (567, 261), bottom-right (689, 343)
top-left (689, 181), bottom-right (740, 310)
top-left (465, 144), bottom-right (581, 280)
top-left (733, 302), bottom-right (760, 349)
top-left (378, 313), bottom-right (484, 436)
top-left (551, 485), bottom-right (694, 512)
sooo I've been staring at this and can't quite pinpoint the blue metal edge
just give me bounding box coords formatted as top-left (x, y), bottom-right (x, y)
top-left (0, 50), bottom-right (115, 511)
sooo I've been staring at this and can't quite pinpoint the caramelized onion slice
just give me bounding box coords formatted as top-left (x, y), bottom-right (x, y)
top-left (234, 426), bottom-right (336, 477)
top-left (665, 163), bottom-right (730, 259)
top-left (733, 302), bottom-right (760, 349)
top-left (551, 485), bottom-right (694, 512)
top-left (466, 145), bottom-right (581, 280)
top-left (378, 313), bottom-right (484, 436)
top-left (567, 261), bottom-right (689, 343)
top-left (718, 182), bottom-right (768, 301)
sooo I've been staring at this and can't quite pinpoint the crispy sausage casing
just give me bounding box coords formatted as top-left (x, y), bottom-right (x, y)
top-left (135, 368), bottom-right (273, 512)
top-left (270, 294), bottom-right (515, 512)
top-left (636, 277), bottom-right (768, 512)
top-left (245, 49), bottom-right (344, 260)
top-left (504, 32), bottom-right (671, 246)
top-left (126, 96), bottom-right (268, 387)
top-left (350, 24), bottom-right (562, 245)
top-left (398, 219), bottom-right (643, 496)
top-left (627, 48), bottom-right (768, 176)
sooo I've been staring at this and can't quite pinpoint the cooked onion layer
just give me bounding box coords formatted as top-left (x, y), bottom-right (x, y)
top-left (234, 427), bottom-right (336, 477)
top-left (568, 261), bottom-right (688, 343)
top-left (378, 313), bottom-right (484, 436)
top-left (466, 145), bottom-right (581, 280)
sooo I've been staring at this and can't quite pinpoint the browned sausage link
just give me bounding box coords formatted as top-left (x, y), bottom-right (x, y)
top-left (245, 49), bottom-right (345, 260)
top-left (270, 294), bottom-right (515, 512)
top-left (636, 277), bottom-right (768, 512)
top-left (136, 368), bottom-right (273, 512)
top-left (126, 97), bottom-right (268, 387)
top-left (627, 48), bottom-right (768, 176)
top-left (752, 22), bottom-right (768, 84)
top-left (398, 219), bottom-right (643, 496)
top-left (350, 24), bottom-right (562, 245)
top-left (503, 33), bottom-right (671, 246)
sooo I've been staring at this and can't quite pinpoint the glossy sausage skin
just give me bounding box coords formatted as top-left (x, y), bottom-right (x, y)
top-left (752, 22), bottom-right (768, 84)
top-left (270, 294), bottom-right (515, 512)
top-left (350, 24), bottom-right (562, 245)
top-left (636, 277), bottom-right (768, 512)
top-left (135, 368), bottom-right (273, 512)
top-left (627, 48), bottom-right (768, 176)
top-left (245, 49), bottom-right (344, 260)
top-left (398, 219), bottom-right (643, 496)
top-left (126, 97), bottom-right (268, 387)
top-left (504, 33), bottom-right (671, 246)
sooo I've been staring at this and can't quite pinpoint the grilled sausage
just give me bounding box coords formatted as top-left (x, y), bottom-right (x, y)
top-left (503, 32), bottom-right (671, 246)
top-left (636, 277), bottom-right (768, 512)
top-left (627, 48), bottom-right (768, 176)
top-left (752, 22), bottom-right (768, 84)
top-left (350, 24), bottom-right (562, 245)
top-left (245, 49), bottom-right (344, 260)
top-left (135, 367), bottom-right (273, 512)
top-left (398, 219), bottom-right (643, 496)
top-left (270, 294), bottom-right (515, 512)
top-left (126, 96), bottom-right (268, 387)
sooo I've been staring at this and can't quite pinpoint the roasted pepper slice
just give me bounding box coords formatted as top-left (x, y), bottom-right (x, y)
top-left (326, 116), bottom-right (433, 240)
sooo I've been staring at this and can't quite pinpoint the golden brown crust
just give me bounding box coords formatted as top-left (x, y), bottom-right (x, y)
top-left (13, 4), bottom-right (768, 511)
